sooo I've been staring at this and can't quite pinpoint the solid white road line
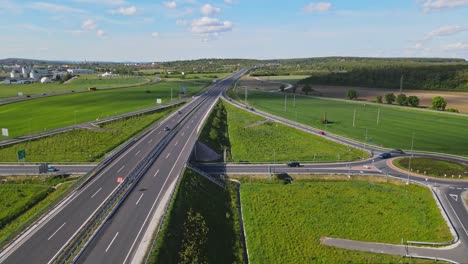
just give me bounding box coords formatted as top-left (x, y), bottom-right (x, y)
top-left (153, 169), bottom-right (159, 178)
top-left (91, 188), bottom-right (102, 198)
top-left (166, 153), bottom-right (171, 159)
top-left (158, 131), bottom-right (161, 135)
top-left (148, 139), bottom-right (153, 144)
top-left (136, 193), bottom-right (144, 205)
top-left (175, 141), bottom-right (179, 146)
top-left (47, 223), bottom-right (66, 241)
top-left (181, 132), bottom-right (185, 136)
top-left (105, 232), bottom-right (119, 253)
top-left (135, 150), bottom-right (141, 156)
top-left (117, 166), bottom-right (125, 173)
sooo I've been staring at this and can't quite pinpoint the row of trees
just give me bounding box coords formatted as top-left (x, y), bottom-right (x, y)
top-left (376, 93), bottom-right (421, 107)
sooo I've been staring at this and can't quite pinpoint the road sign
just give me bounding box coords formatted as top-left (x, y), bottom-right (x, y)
top-left (117, 177), bottom-right (124, 183)
top-left (449, 194), bottom-right (458, 202)
top-left (156, 99), bottom-right (162, 104)
top-left (17, 149), bottom-right (26, 160)
top-left (1, 128), bottom-right (8, 137)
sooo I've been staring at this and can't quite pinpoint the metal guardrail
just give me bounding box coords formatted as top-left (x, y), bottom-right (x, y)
top-left (187, 164), bottom-right (225, 188)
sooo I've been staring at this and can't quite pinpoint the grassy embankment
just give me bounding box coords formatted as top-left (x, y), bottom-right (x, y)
top-left (0, 105), bottom-right (177, 162)
top-left (199, 100), bottom-right (231, 161)
top-left (0, 81), bottom-right (207, 138)
top-left (0, 175), bottom-right (77, 242)
top-left (394, 157), bottom-right (468, 179)
top-left (228, 88), bottom-right (468, 157)
top-left (0, 75), bottom-right (149, 99)
top-left (237, 176), bottom-right (452, 263)
top-left (149, 169), bottom-right (244, 264)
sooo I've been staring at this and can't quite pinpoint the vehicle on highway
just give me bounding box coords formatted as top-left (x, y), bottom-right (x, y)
top-left (318, 131), bottom-right (325, 135)
top-left (178, 110), bottom-right (182, 114)
top-left (287, 162), bottom-right (301, 167)
top-left (164, 126), bottom-right (170, 131)
top-left (378, 152), bottom-right (392, 159)
top-left (47, 166), bottom-right (58, 172)
top-left (390, 149), bottom-right (405, 154)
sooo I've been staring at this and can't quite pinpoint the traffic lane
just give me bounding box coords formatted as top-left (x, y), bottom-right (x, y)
top-left (442, 187), bottom-right (468, 242)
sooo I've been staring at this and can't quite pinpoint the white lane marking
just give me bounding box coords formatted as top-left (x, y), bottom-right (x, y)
top-left (105, 232), bottom-right (119, 252)
top-left (153, 169), bottom-right (159, 177)
top-left (148, 139), bottom-right (153, 144)
top-left (158, 131), bottom-right (161, 135)
top-left (91, 188), bottom-right (102, 198)
top-left (181, 132), bottom-right (185, 136)
top-left (445, 194), bottom-right (468, 236)
top-left (457, 188), bottom-right (462, 190)
top-left (136, 193), bottom-right (144, 205)
top-left (175, 141), bottom-right (179, 146)
top-left (449, 187), bottom-right (455, 189)
top-left (166, 153), bottom-right (171, 159)
top-left (135, 150), bottom-right (141, 156)
top-left (47, 223), bottom-right (66, 241)
top-left (117, 166), bottom-right (125, 173)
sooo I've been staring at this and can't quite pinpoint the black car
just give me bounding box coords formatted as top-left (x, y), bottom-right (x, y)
top-left (378, 152), bottom-right (392, 159)
top-left (178, 111), bottom-right (182, 114)
top-left (287, 162), bottom-right (301, 167)
top-left (164, 126), bottom-right (170, 131)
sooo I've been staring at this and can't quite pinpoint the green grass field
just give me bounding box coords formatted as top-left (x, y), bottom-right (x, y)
top-left (0, 176), bottom-right (76, 242)
top-left (0, 106), bottom-right (177, 162)
top-left (239, 177), bottom-right (451, 263)
top-left (394, 157), bottom-right (468, 179)
top-left (225, 101), bottom-right (368, 162)
top-left (0, 81), bottom-right (206, 138)
top-left (199, 100), bottom-right (230, 161)
top-left (0, 76), bottom-right (149, 99)
top-left (229, 89), bottom-right (468, 157)
top-left (149, 169), bottom-right (244, 264)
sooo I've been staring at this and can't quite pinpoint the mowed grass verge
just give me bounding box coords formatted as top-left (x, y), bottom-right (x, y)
top-left (0, 175), bottom-right (77, 242)
top-left (0, 105), bottom-right (177, 162)
top-left (238, 176), bottom-right (452, 263)
top-left (0, 76), bottom-right (149, 99)
top-left (394, 157), bottom-right (468, 179)
top-left (149, 169), bottom-right (244, 264)
top-left (228, 89), bottom-right (468, 157)
top-left (225, 101), bottom-right (368, 162)
top-left (0, 81), bottom-right (207, 138)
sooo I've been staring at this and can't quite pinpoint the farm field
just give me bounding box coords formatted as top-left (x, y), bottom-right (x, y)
top-left (0, 76), bottom-right (149, 99)
top-left (228, 88), bottom-right (468, 157)
top-left (394, 157), bottom-right (468, 179)
top-left (224, 101), bottom-right (368, 163)
top-left (0, 81), bottom-right (206, 138)
top-left (253, 75), bottom-right (311, 84)
top-left (0, 175), bottom-right (76, 242)
top-left (0, 105), bottom-right (177, 162)
top-left (238, 176), bottom-right (452, 263)
top-left (149, 169), bottom-right (244, 264)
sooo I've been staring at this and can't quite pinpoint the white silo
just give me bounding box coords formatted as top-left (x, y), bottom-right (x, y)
top-left (22, 67), bottom-right (30, 78)
top-left (10, 70), bottom-right (20, 78)
top-left (30, 70), bottom-right (39, 81)
top-left (40, 77), bottom-right (51, 83)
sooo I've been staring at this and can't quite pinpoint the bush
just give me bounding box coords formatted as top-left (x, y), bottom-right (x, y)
top-left (376, 95), bottom-right (383, 104)
top-left (446, 108), bottom-right (459, 113)
top-left (396, 94), bottom-right (408, 106)
top-left (407, 96), bottom-right (420, 107)
top-left (384, 93), bottom-right (396, 104)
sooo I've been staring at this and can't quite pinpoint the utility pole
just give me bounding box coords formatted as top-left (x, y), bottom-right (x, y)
top-left (407, 132), bottom-right (415, 183)
top-left (171, 87), bottom-right (173, 101)
top-left (353, 109), bottom-right (356, 127)
top-left (400, 74), bottom-right (404, 94)
top-left (293, 94), bottom-right (296, 108)
top-left (245, 86), bottom-right (247, 104)
top-left (377, 108), bottom-right (380, 125)
top-left (284, 94), bottom-right (287, 112)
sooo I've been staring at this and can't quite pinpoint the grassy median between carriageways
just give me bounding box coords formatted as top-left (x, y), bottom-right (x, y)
top-left (0, 175), bottom-right (77, 242)
top-left (224, 101), bottom-right (368, 163)
top-left (149, 169), bottom-right (244, 264)
top-left (228, 88), bottom-right (468, 157)
top-left (394, 157), bottom-right (468, 179)
top-left (199, 100), bottom-right (231, 161)
top-left (236, 175), bottom-right (452, 263)
top-left (0, 81), bottom-right (207, 138)
top-left (0, 105), bottom-right (178, 162)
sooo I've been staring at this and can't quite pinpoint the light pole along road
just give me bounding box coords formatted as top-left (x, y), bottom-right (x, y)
top-left (0, 70), bottom-right (248, 264)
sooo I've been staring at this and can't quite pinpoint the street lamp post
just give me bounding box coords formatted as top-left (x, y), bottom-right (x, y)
top-left (407, 132), bottom-right (415, 184)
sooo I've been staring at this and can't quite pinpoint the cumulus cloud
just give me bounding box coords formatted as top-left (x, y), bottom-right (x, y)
top-left (303, 2), bottom-right (332, 13)
top-left (110, 6), bottom-right (137, 15)
top-left (97, 29), bottom-right (106, 37)
top-left (417, 0), bottom-right (468, 12)
top-left (151, 32), bottom-right (160, 37)
top-left (427, 25), bottom-right (466, 38)
top-left (82, 19), bottom-right (97, 30)
top-left (191, 16), bottom-right (233, 39)
top-left (164, 1), bottom-right (177, 9)
top-left (443, 42), bottom-right (468, 50)
top-left (200, 4), bottom-right (221, 15)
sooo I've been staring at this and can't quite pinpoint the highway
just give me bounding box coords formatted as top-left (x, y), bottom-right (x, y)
top-left (0, 70), bottom-right (247, 264)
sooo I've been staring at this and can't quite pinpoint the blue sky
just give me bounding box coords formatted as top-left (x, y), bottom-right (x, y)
top-left (0, 0), bottom-right (467, 61)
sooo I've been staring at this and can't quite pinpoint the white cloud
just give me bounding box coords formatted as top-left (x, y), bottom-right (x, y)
top-left (151, 32), bottom-right (160, 37)
top-left (73, 0), bottom-right (126, 5)
top-left (82, 19), bottom-right (97, 30)
top-left (29, 2), bottom-right (86, 13)
top-left (417, 0), bottom-right (468, 12)
top-left (303, 2), bottom-right (332, 13)
top-left (443, 42), bottom-right (468, 50)
top-left (110, 6), bottom-right (137, 15)
top-left (200, 4), bottom-right (221, 15)
top-left (191, 16), bottom-right (233, 40)
top-left (427, 25), bottom-right (466, 38)
top-left (164, 1), bottom-right (177, 9)
top-left (97, 29), bottom-right (106, 37)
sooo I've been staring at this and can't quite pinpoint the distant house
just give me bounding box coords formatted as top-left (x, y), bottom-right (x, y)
top-left (30, 69), bottom-right (50, 81)
top-left (67, 69), bottom-right (95, 75)
top-left (10, 70), bottom-right (20, 78)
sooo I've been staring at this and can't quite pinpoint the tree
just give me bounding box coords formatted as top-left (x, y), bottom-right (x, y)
top-left (179, 209), bottom-right (209, 264)
top-left (303, 84), bottom-right (313, 95)
top-left (279, 84), bottom-right (286, 92)
top-left (347, 89), bottom-right (358, 100)
top-left (407, 96), bottom-right (420, 107)
top-left (431, 96), bottom-right (447, 111)
top-left (376, 95), bottom-right (383, 104)
top-left (396, 94), bottom-right (408, 106)
top-left (384, 93), bottom-right (396, 104)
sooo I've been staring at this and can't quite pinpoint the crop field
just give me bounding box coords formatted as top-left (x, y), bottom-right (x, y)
top-left (252, 75), bottom-right (310, 84)
top-left (394, 157), bottom-right (468, 179)
top-left (0, 81), bottom-right (206, 138)
top-left (150, 169), bottom-right (244, 264)
top-left (0, 76), bottom-right (149, 99)
top-left (0, 106), bottom-right (176, 162)
top-left (239, 177), bottom-right (452, 263)
top-left (224, 101), bottom-right (368, 163)
top-left (228, 88), bottom-right (468, 157)
top-left (0, 176), bottom-right (76, 242)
